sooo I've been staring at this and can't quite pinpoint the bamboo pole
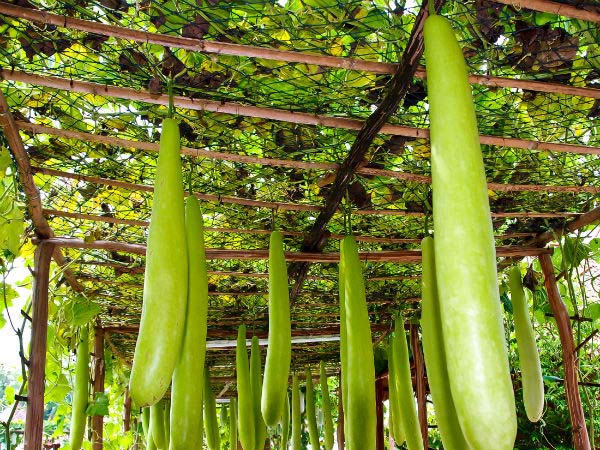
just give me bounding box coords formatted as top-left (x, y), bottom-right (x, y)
top-left (23, 241), bottom-right (55, 450)
top-left (410, 324), bottom-right (428, 449)
top-left (3, 69), bottom-right (600, 156)
top-left (33, 236), bottom-right (554, 261)
top-left (539, 253), bottom-right (591, 450)
top-left (91, 327), bottom-right (106, 450)
top-left (2, 2), bottom-right (600, 93)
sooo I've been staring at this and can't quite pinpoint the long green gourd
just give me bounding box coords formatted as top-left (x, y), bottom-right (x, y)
top-left (305, 367), bottom-right (320, 450)
top-left (291, 373), bottom-right (301, 450)
top-left (261, 230), bottom-right (292, 427)
top-left (424, 13), bottom-right (517, 450)
top-left (338, 246), bottom-right (350, 450)
top-left (509, 265), bottom-right (545, 422)
top-left (392, 320), bottom-right (423, 450)
top-left (250, 336), bottom-right (267, 450)
top-left (163, 401), bottom-right (171, 449)
top-left (386, 335), bottom-right (405, 446)
top-left (143, 408), bottom-right (157, 450)
top-left (341, 235), bottom-right (376, 450)
top-left (319, 360), bottom-right (334, 450)
top-left (130, 118), bottom-right (188, 407)
top-left (142, 407), bottom-right (150, 441)
top-left (150, 399), bottom-right (166, 450)
top-left (204, 367), bottom-right (221, 450)
top-left (280, 391), bottom-right (290, 450)
top-left (230, 398), bottom-right (238, 450)
top-left (170, 195), bottom-right (208, 450)
top-left (237, 325), bottom-right (255, 450)
top-left (420, 237), bottom-right (471, 450)
top-left (70, 325), bottom-right (89, 450)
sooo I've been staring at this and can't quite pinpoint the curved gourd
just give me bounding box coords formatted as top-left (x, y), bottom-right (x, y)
top-left (420, 237), bottom-right (471, 450)
top-left (291, 373), bottom-right (301, 450)
top-left (509, 265), bottom-right (545, 422)
top-left (237, 325), bottom-right (255, 450)
top-left (424, 13), bottom-right (517, 450)
top-left (150, 399), bottom-right (166, 450)
top-left (250, 336), bottom-right (267, 450)
top-left (391, 320), bottom-right (423, 450)
top-left (130, 118), bottom-right (188, 406)
top-left (319, 360), bottom-right (334, 450)
top-left (170, 195), bottom-right (208, 450)
top-left (305, 367), bottom-right (320, 450)
top-left (70, 325), bottom-right (89, 450)
top-left (341, 235), bottom-right (376, 450)
top-left (261, 231), bottom-right (292, 427)
top-left (204, 367), bottom-right (221, 450)
top-left (281, 391), bottom-right (290, 450)
top-left (387, 335), bottom-right (405, 446)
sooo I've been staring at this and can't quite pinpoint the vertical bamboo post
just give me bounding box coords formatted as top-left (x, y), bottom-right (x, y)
top-left (375, 376), bottom-right (385, 450)
top-left (337, 379), bottom-right (345, 450)
top-left (410, 324), bottom-right (428, 449)
top-left (539, 253), bottom-right (591, 450)
top-left (24, 241), bottom-right (55, 450)
top-left (123, 388), bottom-right (131, 432)
top-left (91, 327), bottom-right (105, 450)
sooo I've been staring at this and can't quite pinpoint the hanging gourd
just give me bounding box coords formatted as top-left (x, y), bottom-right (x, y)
top-left (130, 118), bottom-right (188, 407)
top-left (424, 12), bottom-right (517, 450)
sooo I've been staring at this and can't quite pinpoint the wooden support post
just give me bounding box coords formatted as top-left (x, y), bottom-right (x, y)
top-left (337, 378), bottom-right (345, 450)
top-left (539, 254), bottom-right (591, 450)
top-left (123, 388), bottom-right (131, 432)
top-left (91, 327), bottom-right (106, 450)
top-left (375, 377), bottom-right (385, 450)
top-left (410, 324), bottom-right (428, 449)
top-left (24, 242), bottom-right (55, 450)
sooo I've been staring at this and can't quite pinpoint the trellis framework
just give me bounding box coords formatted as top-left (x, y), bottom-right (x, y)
top-left (0, 0), bottom-right (599, 449)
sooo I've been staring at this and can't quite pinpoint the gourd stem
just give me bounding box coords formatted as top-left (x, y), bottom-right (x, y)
top-left (428, 0), bottom-right (435, 17)
top-left (167, 79), bottom-right (174, 118)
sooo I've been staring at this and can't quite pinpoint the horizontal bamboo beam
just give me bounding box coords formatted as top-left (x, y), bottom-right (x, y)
top-left (21, 122), bottom-right (600, 193)
top-left (103, 323), bottom-right (390, 337)
top-left (4, 69), bottom-right (600, 155)
top-left (34, 236), bottom-right (553, 262)
top-left (41, 208), bottom-right (422, 244)
top-left (493, 0), bottom-right (600, 23)
top-left (2, 2), bottom-right (599, 96)
top-left (34, 167), bottom-right (583, 219)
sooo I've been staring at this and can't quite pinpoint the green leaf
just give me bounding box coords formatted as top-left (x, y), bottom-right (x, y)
top-left (64, 295), bottom-right (101, 327)
top-left (45, 373), bottom-right (71, 403)
top-left (4, 384), bottom-right (15, 405)
top-left (0, 147), bottom-right (11, 176)
top-left (86, 391), bottom-right (109, 416)
top-left (586, 303), bottom-right (600, 331)
top-left (560, 236), bottom-right (591, 270)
